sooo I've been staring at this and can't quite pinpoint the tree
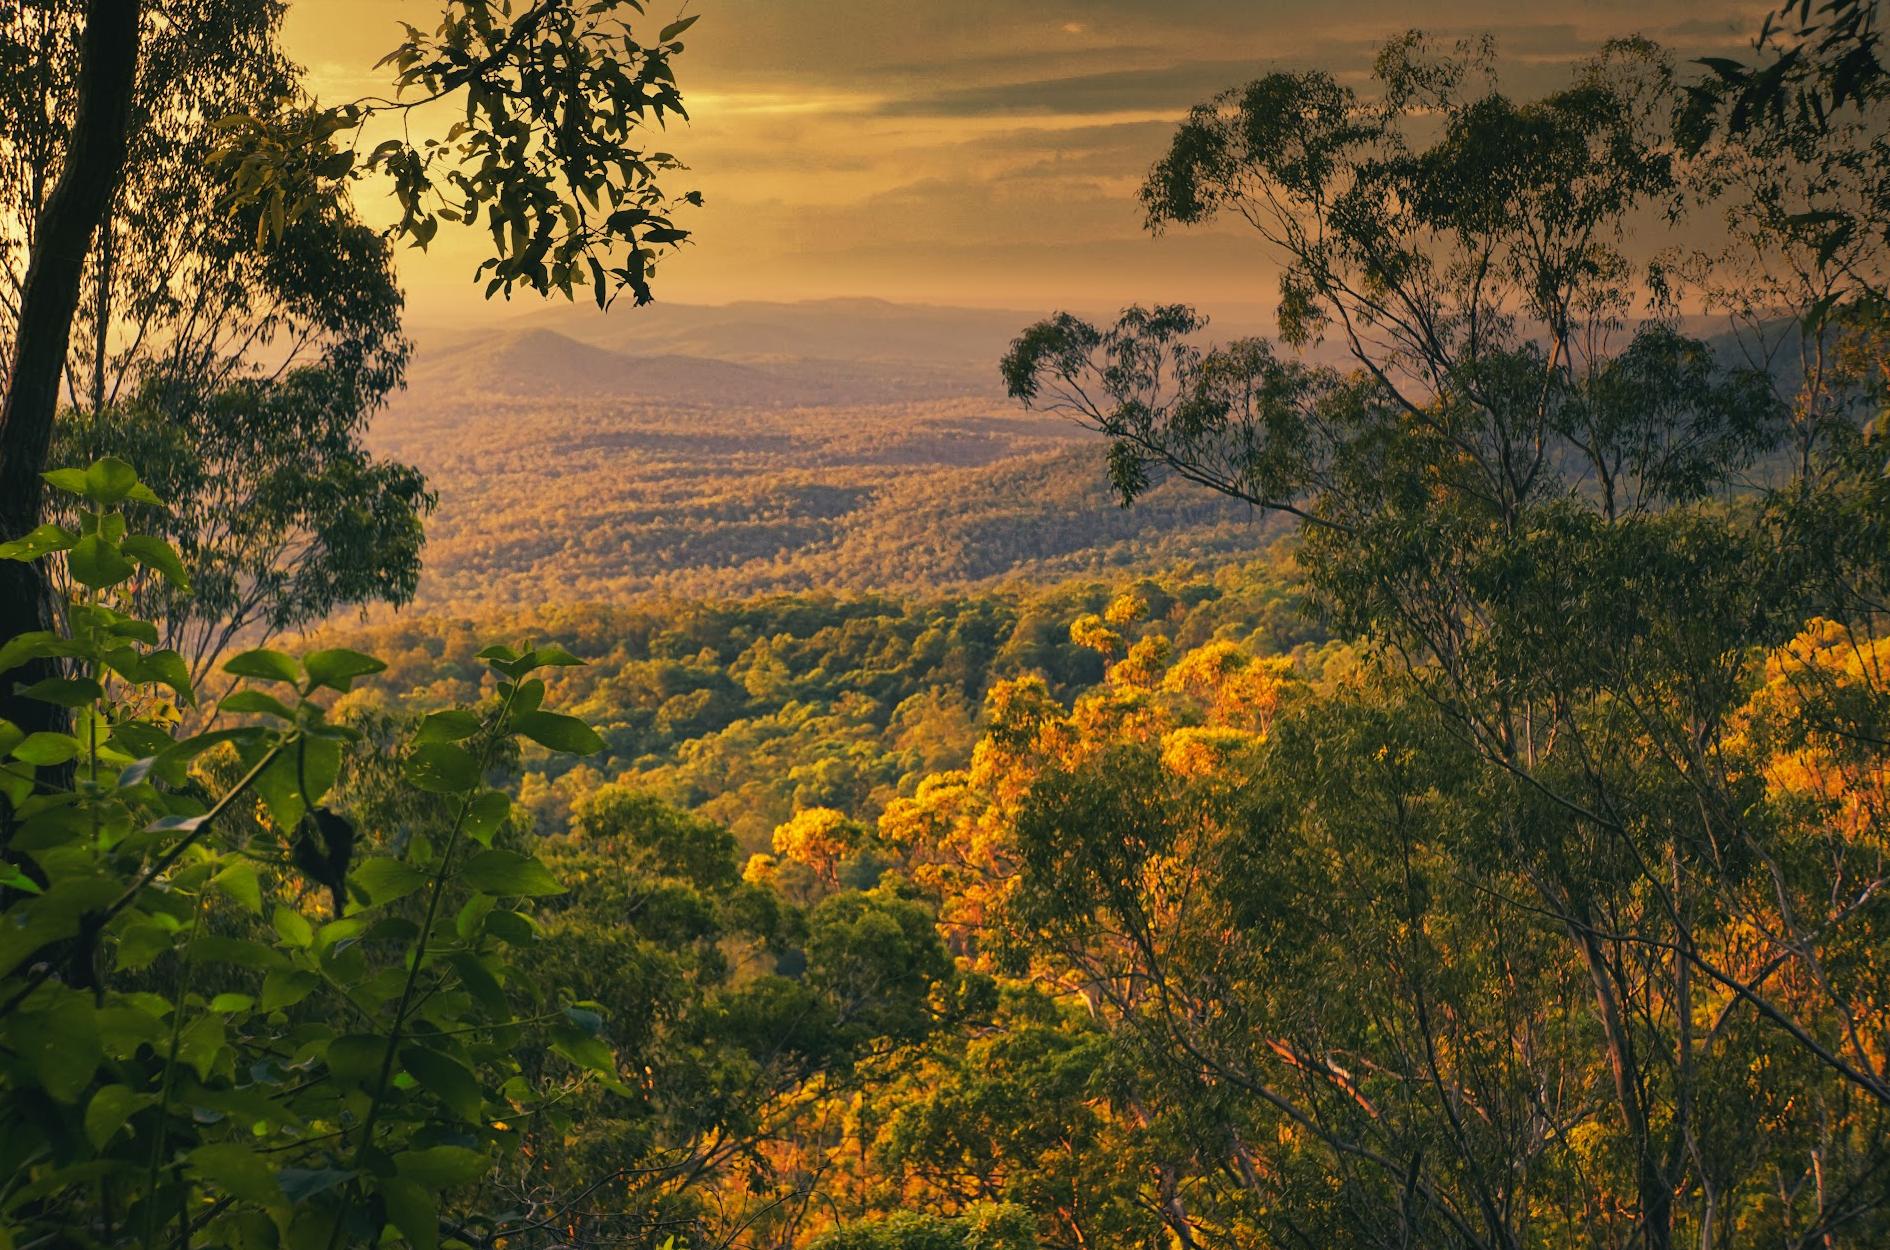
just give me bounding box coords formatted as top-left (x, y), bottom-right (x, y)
top-left (1002, 32), bottom-right (1890, 1250)
top-left (0, 0), bottom-right (702, 733)
top-left (3, 3), bottom-right (433, 685)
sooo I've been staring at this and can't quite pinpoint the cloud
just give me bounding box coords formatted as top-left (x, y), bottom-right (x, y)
top-left (872, 59), bottom-right (1285, 117)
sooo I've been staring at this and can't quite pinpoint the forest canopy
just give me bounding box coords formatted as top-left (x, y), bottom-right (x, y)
top-left (4, 3), bottom-right (1890, 1250)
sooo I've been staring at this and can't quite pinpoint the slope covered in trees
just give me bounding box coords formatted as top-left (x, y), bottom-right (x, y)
top-left (6, 3), bottom-right (1890, 1250)
top-left (369, 316), bottom-right (1281, 605)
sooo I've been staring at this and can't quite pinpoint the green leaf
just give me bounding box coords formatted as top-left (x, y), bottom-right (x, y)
top-left (353, 857), bottom-right (428, 906)
top-left (84, 1084), bottom-right (137, 1150)
top-left (188, 1143), bottom-right (285, 1205)
top-left (120, 534), bottom-right (190, 591)
top-left (68, 534), bottom-right (134, 589)
top-left (83, 458), bottom-right (141, 505)
top-left (32, 996), bottom-right (102, 1103)
top-left (658, 14), bottom-right (699, 41)
top-left (0, 523), bottom-right (75, 561)
top-left (379, 1177), bottom-right (438, 1250)
top-left (404, 742), bottom-right (480, 794)
top-left (16, 677), bottom-right (102, 708)
top-left (224, 648), bottom-right (300, 683)
top-left (40, 468), bottom-right (89, 497)
top-left (523, 644), bottom-right (584, 669)
top-left (273, 906), bottom-right (314, 948)
top-left (144, 649), bottom-right (194, 702)
top-left (414, 710), bottom-right (481, 744)
top-left (278, 1167), bottom-right (353, 1204)
top-left (212, 861), bottom-right (263, 914)
top-left (401, 1046), bottom-right (483, 1121)
top-left (550, 1028), bottom-right (617, 1077)
top-left (325, 1034), bottom-right (387, 1084)
top-left (193, 935), bottom-right (288, 970)
top-left (463, 790), bottom-right (512, 847)
top-left (393, 1145), bottom-right (489, 1189)
top-left (13, 732), bottom-right (79, 766)
top-left (261, 968), bottom-right (319, 1011)
top-left (304, 647), bottom-right (386, 693)
top-left (255, 750), bottom-right (307, 830)
top-left (512, 710), bottom-right (603, 755)
top-left (460, 850), bottom-right (564, 898)
top-left (179, 1013), bottom-right (227, 1082)
top-left (218, 689), bottom-right (294, 719)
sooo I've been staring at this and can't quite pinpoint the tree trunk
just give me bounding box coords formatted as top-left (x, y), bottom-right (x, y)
top-left (0, 0), bottom-right (141, 738)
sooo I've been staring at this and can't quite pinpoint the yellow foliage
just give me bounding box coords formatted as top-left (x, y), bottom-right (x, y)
top-left (772, 806), bottom-right (863, 884)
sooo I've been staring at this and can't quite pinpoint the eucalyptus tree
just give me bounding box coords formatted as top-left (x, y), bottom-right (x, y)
top-left (0, 0), bottom-right (702, 732)
top-left (1003, 33), bottom-right (1890, 1250)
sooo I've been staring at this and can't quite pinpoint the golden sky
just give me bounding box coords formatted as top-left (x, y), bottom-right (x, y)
top-left (284, 0), bottom-right (1766, 328)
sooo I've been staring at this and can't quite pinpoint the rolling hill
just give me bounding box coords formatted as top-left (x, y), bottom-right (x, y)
top-left (370, 299), bottom-right (1279, 609)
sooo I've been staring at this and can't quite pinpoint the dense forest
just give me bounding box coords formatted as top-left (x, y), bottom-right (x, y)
top-left (367, 321), bottom-right (1279, 607)
top-left (4, 2), bottom-right (1890, 1250)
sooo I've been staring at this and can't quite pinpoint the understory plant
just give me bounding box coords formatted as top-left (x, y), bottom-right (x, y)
top-left (0, 460), bottom-right (623, 1250)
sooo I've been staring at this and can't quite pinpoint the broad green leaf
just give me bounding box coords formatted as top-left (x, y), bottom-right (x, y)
top-left (67, 534), bottom-right (134, 589)
top-left (404, 742), bottom-right (479, 794)
top-left (378, 1176), bottom-right (437, 1250)
top-left (393, 1145), bottom-right (489, 1189)
top-left (179, 1014), bottom-right (226, 1081)
top-left (304, 647), bottom-right (386, 692)
top-left (463, 790), bottom-right (512, 847)
top-left (460, 850), bottom-right (564, 898)
top-left (261, 968), bottom-right (319, 1011)
top-left (84, 1084), bottom-right (136, 1149)
top-left (120, 534), bottom-right (190, 590)
top-left (82, 457), bottom-right (140, 505)
top-left (0, 631), bottom-right (86, 675)
top-left (400, 1046), bottom-right (482, 1121)
top-left (32, 996), bottom-right (102, 1103)
top-left (414, 710), bottom-right (481, 744)
top-left (13, 732), bottom-right (79, 766)
top-left (16, 677), bottom-right (101, 708)
top-left (550, 1029), bottom-right (616, 1077)
top-left (40, 468), bottom-right (88, 496)
top-left (325, 1034), bottom-right (388, 1084)
top-left (212, 861), bottom-right (263, 914)
top-left (273, 906), bottom-right (314, 948)
top-left (448, 950), bottom-right (507, 1016)
top-left (277, 1168), bottom-right (353, 1204)
top-left (144, 649), bottom-right (193, 702)
top-left (217, 688), bottom-right (294, 714)
top-left (224, 648), bottom-right (300, 683)
top-left (353, 857), bottom-right (428, 906)
top-left (192, 936), bottom-right (288, 969)
top-left (523, 643), bottom-right (584, 669)
top-left (512, 710), bottom-right (604, 755)
top-left (187, 1143), bottom-right (285, 1205)
top-left (0, 523), bottom-right (75, 561)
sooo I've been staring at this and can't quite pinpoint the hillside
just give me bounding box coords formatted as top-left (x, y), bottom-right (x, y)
top-left (372, 300), bottom-right (1280, 608)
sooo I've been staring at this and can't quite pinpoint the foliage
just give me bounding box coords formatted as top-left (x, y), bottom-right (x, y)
top-left (2, 0), bottom-right (432, 682)
top-left (213, 0), bottom-right (702, 306)
top-left (0, 459), bottom-right (630, 1250)
top-left (988, 28), bottom-right (1890, 1250)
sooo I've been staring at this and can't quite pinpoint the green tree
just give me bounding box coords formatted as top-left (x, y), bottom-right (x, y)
top-left (0, 0), bottom-right (701, 734)
top-left (1002, 30), bottom-right (1890, 1250)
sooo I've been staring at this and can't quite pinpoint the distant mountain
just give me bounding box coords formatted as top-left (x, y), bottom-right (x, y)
top-left (510, 296), bottom-right (1042, 368)
top-left (401, 326), bottom-right (995, 408)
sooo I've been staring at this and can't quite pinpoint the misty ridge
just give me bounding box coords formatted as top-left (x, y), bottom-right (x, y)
top-left (373, 295), bottom-right (1819, 611)
top-left (371, 297), bottom-right (1288, 608)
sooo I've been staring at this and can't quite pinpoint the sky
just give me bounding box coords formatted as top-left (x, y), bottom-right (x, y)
top-left (283, 0), bottom-right (1768, 329)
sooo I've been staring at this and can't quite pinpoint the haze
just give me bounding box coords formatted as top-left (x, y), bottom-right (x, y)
top-left (285, 0), bottom-right (1765, 327)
